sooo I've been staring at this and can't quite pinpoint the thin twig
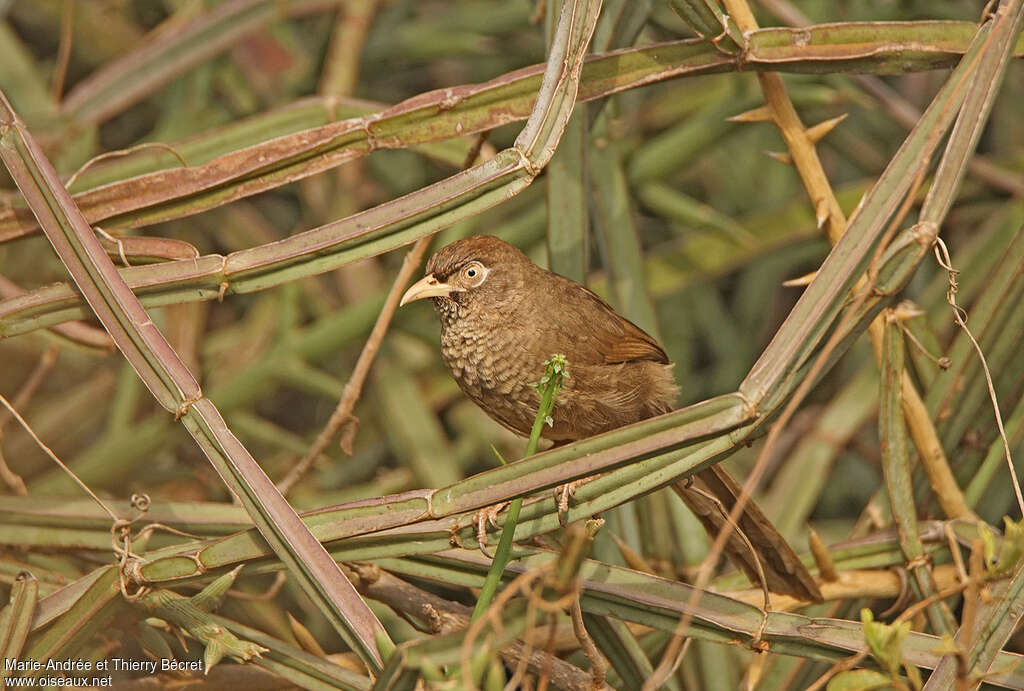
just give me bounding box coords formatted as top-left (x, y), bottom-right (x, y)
top-left (461, 566), bottom-right (547, 690)
top-left (0, 447), bottom-right (25, 497)
top-left (227, 571), bottom-right (287, 602)
top-left (737, 0), bottom-right (974, 522)
top-left (280, 132), bottom-right (488, 495)
top-left (51, 0), bottom-right (74, 102)
top-left (536, 614), bottom-right (558, 691)
top-left (276, 234), bottom-right (434, 495)
top-left (0, 393), bottom-right (119, 522)
top-left (898, 316), bottom-right (952, 370)
top-left (647, 156), bottom-right (930, 690)
top-left (570, 597), bottom-right (607, 690)
top-left (933, 236), bottom-right (1021, 516)
top-left (805, 579), bottom-right (972, 690)
top-left (64, 141), bottom-right (190, 191)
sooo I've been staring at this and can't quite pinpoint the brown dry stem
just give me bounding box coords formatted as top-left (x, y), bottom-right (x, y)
top-left (724, 0), bottom-right (973, 522)
top-left (649, 123), bottom-right (932, 687)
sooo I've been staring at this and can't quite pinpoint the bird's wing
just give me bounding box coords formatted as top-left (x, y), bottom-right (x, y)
top-left (600, 320), bottom-right (669, 364)
top-left (553, 276), bottom-right (669, 365)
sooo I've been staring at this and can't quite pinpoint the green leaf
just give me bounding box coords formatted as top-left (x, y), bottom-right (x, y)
top-left (861, 608), bottom-right (911, 679)
top-left (993, 517), bottom-right (1024, 576)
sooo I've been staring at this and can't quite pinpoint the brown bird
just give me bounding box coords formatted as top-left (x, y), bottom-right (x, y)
top-left (401, 235), bottom-right (821, 602)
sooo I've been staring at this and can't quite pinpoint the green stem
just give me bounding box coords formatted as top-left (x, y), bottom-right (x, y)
top-left (471, 355), bottom-right (567, 621)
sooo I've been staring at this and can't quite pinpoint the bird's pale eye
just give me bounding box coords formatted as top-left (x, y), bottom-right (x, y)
top-left (462, 262), bottom-right (486, 286)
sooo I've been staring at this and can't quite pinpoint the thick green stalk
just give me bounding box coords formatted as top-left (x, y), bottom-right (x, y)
top-left (879, 316), bottom-right (956, 635)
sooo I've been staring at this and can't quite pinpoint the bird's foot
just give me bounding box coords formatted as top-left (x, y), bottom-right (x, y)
top-left (473, 502), bottom-right (509, 554)
top-left (554, 477), bottom-right (591, 525)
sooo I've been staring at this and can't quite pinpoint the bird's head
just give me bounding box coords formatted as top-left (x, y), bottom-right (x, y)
top-left (400, 235), bottom-right (529, 319)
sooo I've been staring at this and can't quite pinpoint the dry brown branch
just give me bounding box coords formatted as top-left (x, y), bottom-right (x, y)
top-left (649, 138), bottom-right (931, 688)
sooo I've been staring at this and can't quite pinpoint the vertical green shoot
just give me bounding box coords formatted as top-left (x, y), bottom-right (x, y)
top-left (471, 355), bottom-right (568, 621)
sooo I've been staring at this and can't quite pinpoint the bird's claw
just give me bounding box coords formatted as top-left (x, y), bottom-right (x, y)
top-left (555, 479), bottom-right (586, 526)
top-left (473, 502), bottom-right (508, 554)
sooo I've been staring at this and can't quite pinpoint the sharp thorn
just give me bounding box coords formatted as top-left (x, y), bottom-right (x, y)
top-left (892, 299), bottom-right (925, 320)
top-left (727, 105), bottom-right (773, 123)
top-left (815, 198), bottom-right (830, 229)
top-left (782, 270), bottom-right (817, 287)
top-left (805, 113), bottom-right (849, 143)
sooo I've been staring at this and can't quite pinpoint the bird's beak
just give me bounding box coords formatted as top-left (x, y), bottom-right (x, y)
top-left (400, 273), bottom-right (453, 306)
